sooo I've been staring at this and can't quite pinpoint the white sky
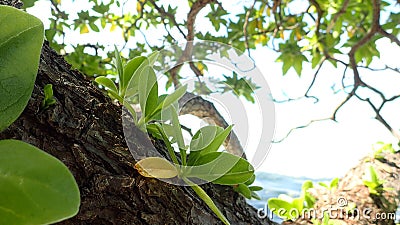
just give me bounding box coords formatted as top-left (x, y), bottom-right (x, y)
top-left (27, 0), bottom-right (400, 178)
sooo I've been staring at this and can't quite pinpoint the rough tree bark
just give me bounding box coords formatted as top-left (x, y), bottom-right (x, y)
top-left (0, 1), bottom-right (275, 224)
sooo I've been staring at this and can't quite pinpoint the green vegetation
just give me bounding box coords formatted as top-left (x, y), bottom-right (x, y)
top-left (18, 0), bottom-right (400, 151)
top-left (96, 49), bottom-right (260, 224)
top-left (268, 180), bottom-right (315, 220)
top-left (41, 84), bottom-right (57, 110)
top-left (0, 140), bottom-right (80, 224)
top-left (0, 6), bottom-right (80, 224)
top-left (362, 165), bottom-right (387, 195)
top-left (3, 0), bottom-right (400, 223)
top-left (0, 5), bottom-right (44, 131)
top-left (318, 177), bottom-right (339, 191)
top-left (372, 142), bottom-right (398, 159)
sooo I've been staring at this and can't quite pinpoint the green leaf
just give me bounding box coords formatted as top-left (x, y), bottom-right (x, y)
top-left (188, 125), bottom-right (233, 164)
top-left (363, 180), bottom-right (378, 189)
top-left (134, 157), bottom-right (178, 178)
top-left (183, 177), bottom-right (230, 225)
top-left (43, 84), bottom-right (54, 99)
top-left (235, 183), bottom-right (252, 199)
top-left (157, 84), bottom-right (187, 112)
top-left (319, 182), bottom-right (328, 188)
top-left (88, 22), bottom-right (99, 32)
top-left (292, 198), bottom-right (304, 212)
top-left (122, 56), bottom-right (146, 97)
top-left (93, 2), bottom-right (110, 14)
top-left (41, 84), bottom-right (56, 109)
top-left (146, 123), bottom-right (163, 139)
top-left (149, 84), bottom-right (187, 119)
top-left (244, 174), bottom-right (256, 185)
top-left (167, 105), bottom-right (185, 150)
top-left (114, 46), bottom-right (124, 93)
top-left (304, 193), bottom-right (316, 208)
top-left (95, 76), bottom-right (118, 94)
top-left (268, 198), bottom-right (295, 220)
top-left (330, 178), bottom-right (339, 189)
top-left (322, 212), bottom-right (330, 225)
top-left (0, 139), bottom-right (80, 224)
top-left (0, 6), bottom-right (44, 131)
top-left (312, 53), bottom-right (322, 69)
top-left (300, 180), bottom-right (315, 208)
top-left (186, 152), bottom-right (254, 185)
top-left (302, 180), bottom-right (313, 192)
top-left (190, 126), bottom-right (224, 152)
top-left (251, 191), bottom-right (261, 200)
top-left (146, 51), bottom-right (159, 66)
top-left (369, 166), bottom-right (379, 184)
top-left (21, 0), bottom-right (39, 8)
top-left (138, 66), bottom-right (158, 118)
top-left (249, 186), bottom-right (263, 191)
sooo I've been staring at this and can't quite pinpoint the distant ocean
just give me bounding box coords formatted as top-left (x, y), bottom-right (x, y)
top-left (247, 172), bottom-right (400, 223)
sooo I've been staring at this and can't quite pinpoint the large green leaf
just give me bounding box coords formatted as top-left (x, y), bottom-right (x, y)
top-left (0, 6), bottom-right (44, 131)
top-left (188, 125), bottom-right (233, 164)
top-left (138, 66), bottom-right (158, 118)
top-left (0, 139), bottom-right (80, 224)
top-left (267, 198), bottom-right (295, 220)
top-left (95, 76), bottom-right (118, 94)
top-left (186, 152), bottom-right (254, 185)
top-left (168, 105), bottom-right (185, 149)
top-left (122, 56), bottom-right (146, 97)
top-left (151, 84), bottom-right (187, 117)
top-left (113, 46), bottom-right (124, 94)
top-left (190, 126), bottom-right (223, 152)
top-left (20, 0), bottom-right (39, 9)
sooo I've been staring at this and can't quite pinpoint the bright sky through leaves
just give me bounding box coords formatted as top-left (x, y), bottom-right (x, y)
top-left (27, 0), bottom-right (400, 178)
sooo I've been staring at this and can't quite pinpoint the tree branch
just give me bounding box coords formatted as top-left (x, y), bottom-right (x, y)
top-left (272, 117), bottom-right (332, 143)
top-left (243, 0), bottom-right (257, 57)
top-left (169, 0), bottom-right (216, 88)
top-left (147, 0), bottom-right (187, 39)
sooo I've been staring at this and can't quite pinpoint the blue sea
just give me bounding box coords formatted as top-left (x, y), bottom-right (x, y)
top-left (247, 172), bottom-right (400, 223)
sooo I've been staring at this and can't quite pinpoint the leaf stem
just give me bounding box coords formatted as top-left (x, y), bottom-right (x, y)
top-left (155, 124), bottom-right (180, 165)
top-left (183, 177), bottom-right (230, 225)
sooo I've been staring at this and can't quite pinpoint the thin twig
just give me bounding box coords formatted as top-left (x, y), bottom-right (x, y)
top-left (272, 117), bottom-right (333, 143)
top-left (243, 0), bottom-right (257, 57)
top-left (169, 0), bottom-right (216, 88)
top-left (147, 0), bottom-right (187, 39)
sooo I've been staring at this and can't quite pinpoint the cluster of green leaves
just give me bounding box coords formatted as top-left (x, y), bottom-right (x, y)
top-left (20, 0), bottom-right (399, 92)
top-left (95, 49), bottom-right (259, 225)
top-left (95, 47), bottom-right (187, 129)
top-left (219, 72), bottom-right (259, 103)
top-left (0, 6), bottom-right (80, 224)
top-left (372, 141), bottom-right (398, 159)
top-left (267, 180), bottom-right (316, 221)
top-left (362, 165), bottom-right (388, 195)
top-left (41, 84), bottom-right (57, 110)
top-left (318, 177), bottom-right (339, 191)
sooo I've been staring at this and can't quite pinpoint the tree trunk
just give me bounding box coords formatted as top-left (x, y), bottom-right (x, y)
top-left (0, 2), bottom-right (274, 224)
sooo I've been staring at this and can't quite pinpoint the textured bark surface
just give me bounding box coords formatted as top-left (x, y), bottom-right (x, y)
top-left (0, 2), bottom-right (274, 223)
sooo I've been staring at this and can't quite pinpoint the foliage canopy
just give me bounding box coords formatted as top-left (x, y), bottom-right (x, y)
top-left (22, 0), bottom-right (400, 141)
